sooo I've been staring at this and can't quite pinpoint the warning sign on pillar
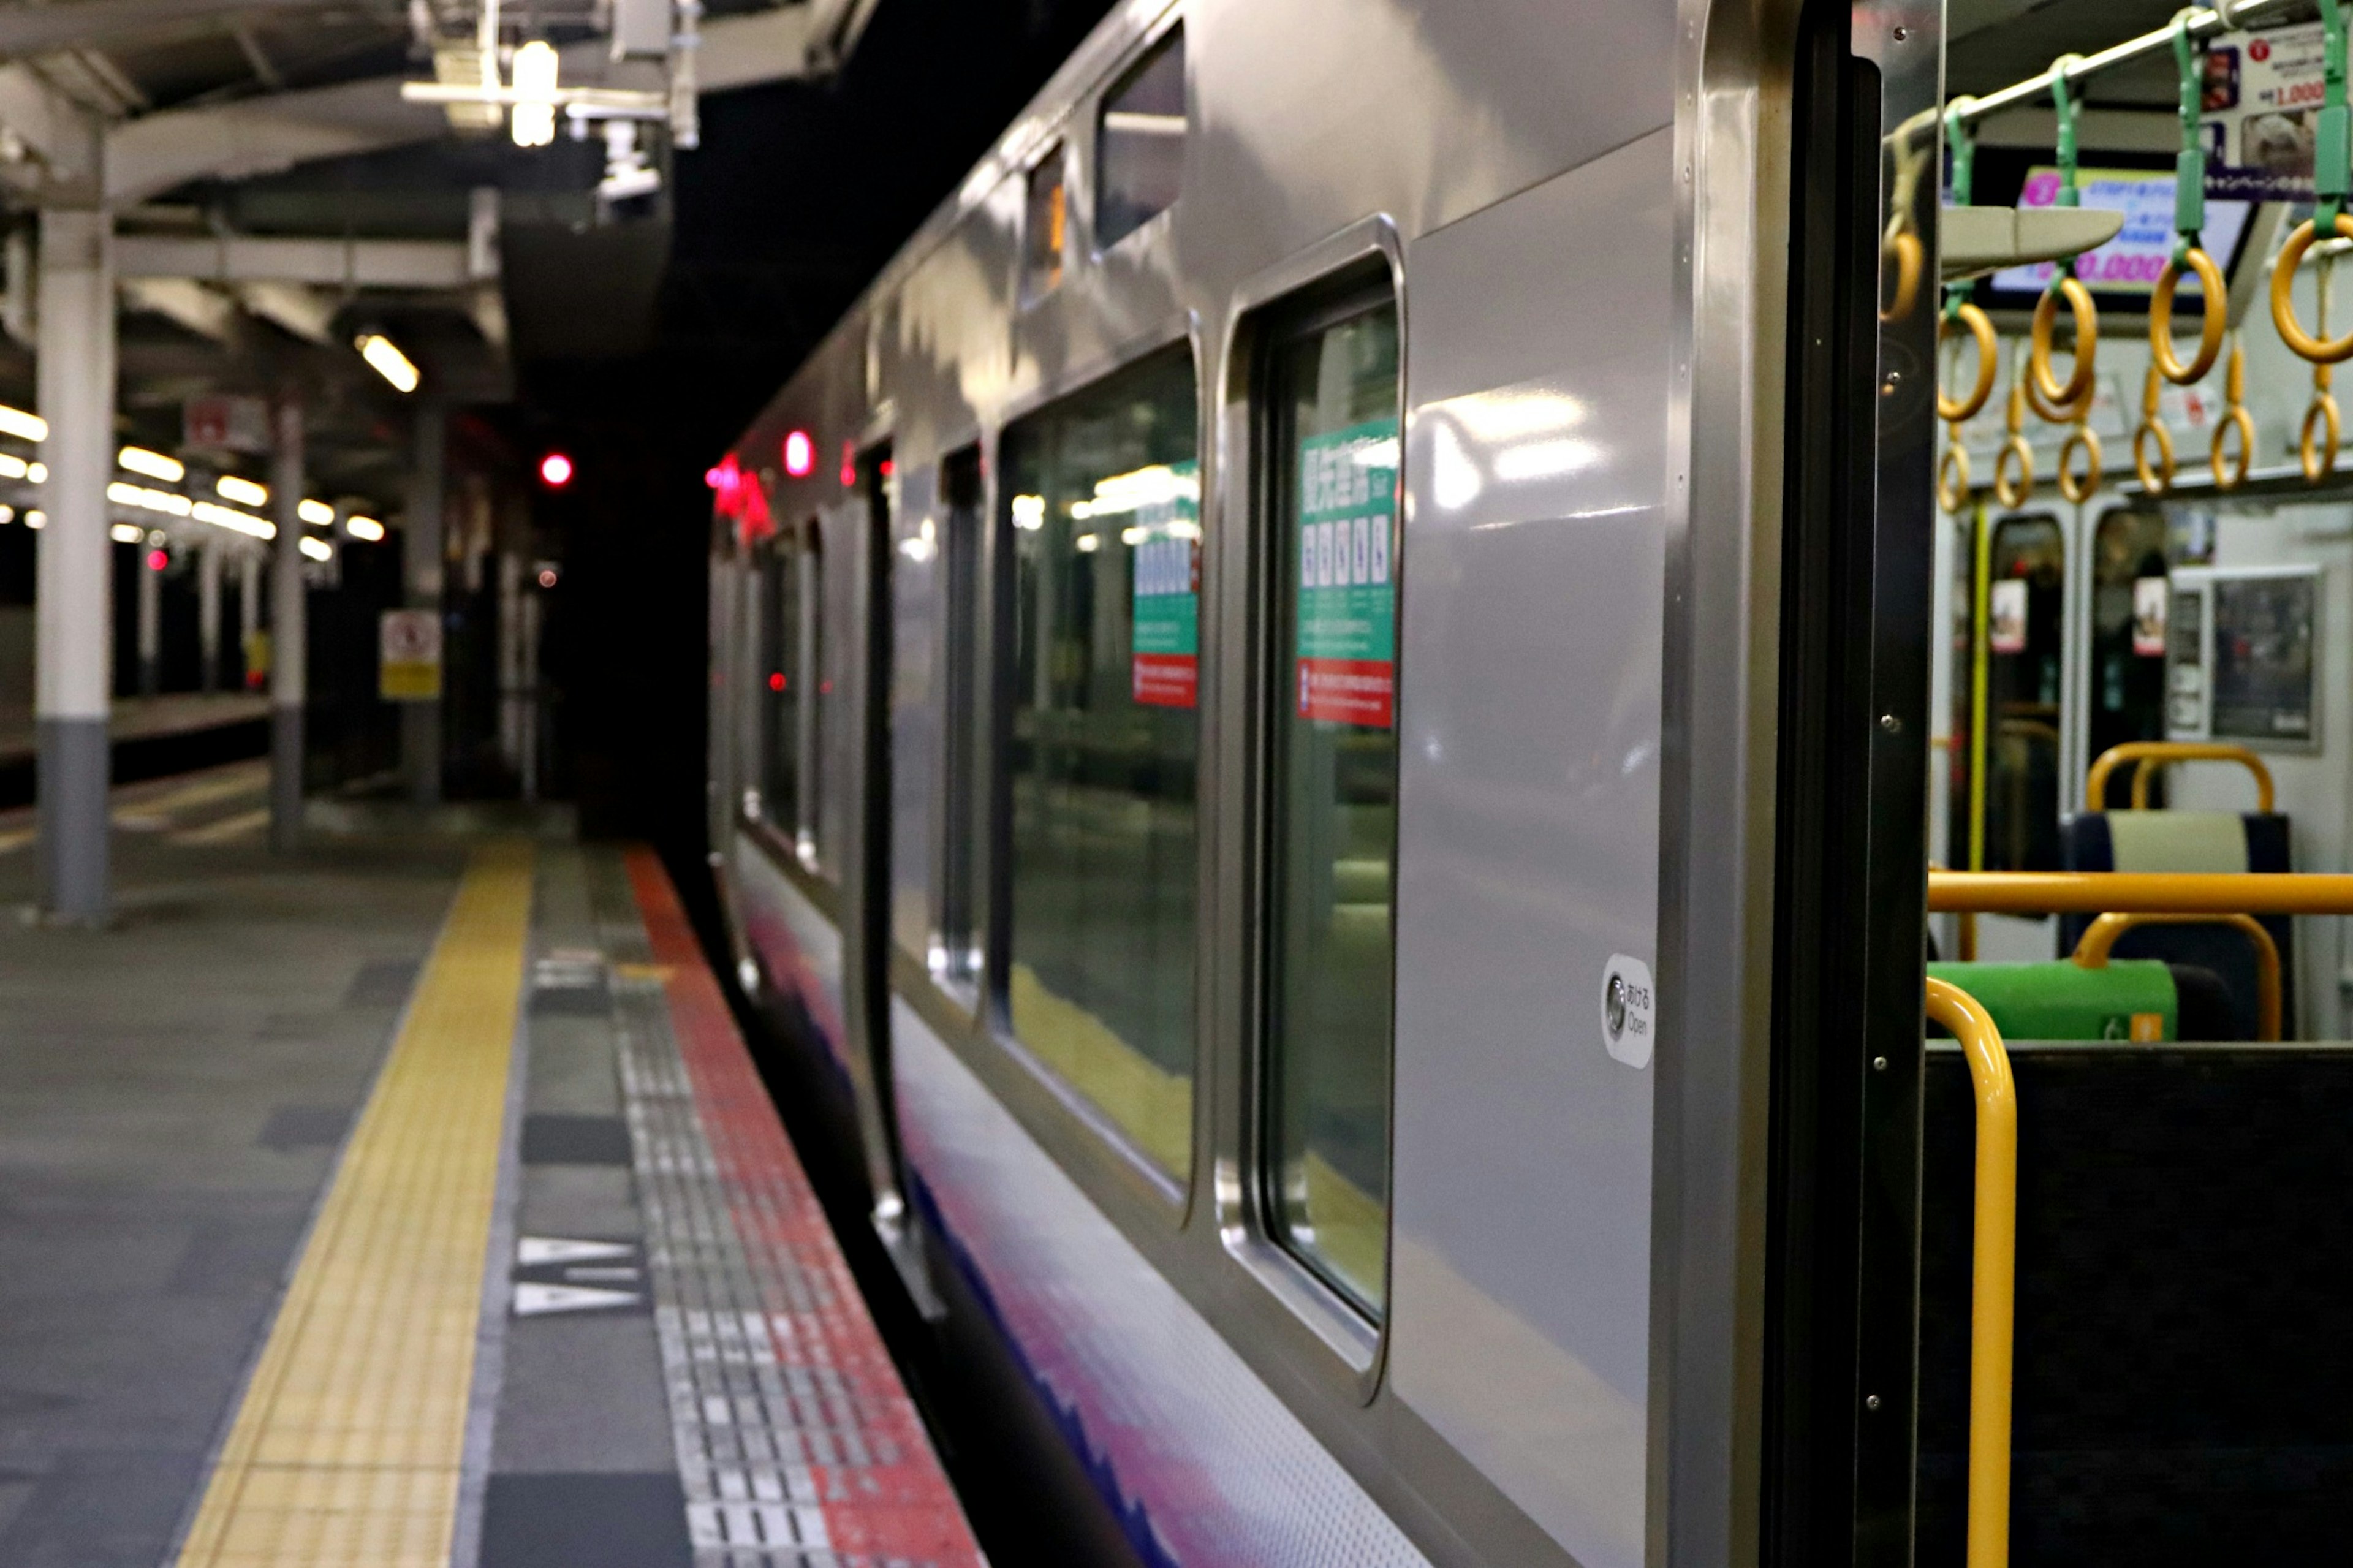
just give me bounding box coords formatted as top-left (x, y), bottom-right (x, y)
top-left (379, 608), bottom-right (443, 701)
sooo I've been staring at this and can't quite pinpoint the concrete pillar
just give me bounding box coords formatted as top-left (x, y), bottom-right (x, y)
top-left (35, 208), bottom-right (114, 923)
top-left (197, 542), bottom-right (221, 692)
top-left (239, 549), bottom-right (260, 686)
top-left (135, 539), bottom-right (160, 696)
top-left (268, 396), bottom-right (305, 852)
top-left (401, 400), bottom-right (444, 806)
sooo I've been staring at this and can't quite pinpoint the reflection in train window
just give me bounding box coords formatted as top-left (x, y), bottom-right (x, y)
top-left (998, 346), bottom-right (1199, 1176)
top-left (935, 449), bottom-right (984, 984)
top-left (2088, 509), bottom-right (2169, 808)
top-left (1959, 513), bottom-right (2064, 874)
top-left (1263, 294), bottom-right (1400, 1317)
top-left (1096, 25), bottom-right (1184, 250)
top-left (1020, 143), bottom-right (1068, 305)
top-left (761, 532), bottom-right (801, 833)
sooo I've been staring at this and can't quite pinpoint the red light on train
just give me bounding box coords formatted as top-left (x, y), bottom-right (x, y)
top-left (782, 430), bottom-right (815, 477)
top-left (146, 549), bottom-right (167, 572)
top-left (840, 441), bottom-right (856, 487)
top-left (539, 452), bottom-right (574, 487)
top-left (768, 672), bottom-right (786, 692)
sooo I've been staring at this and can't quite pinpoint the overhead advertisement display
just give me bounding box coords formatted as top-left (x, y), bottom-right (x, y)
top-left (1294, 417), bottom-right (1399, 729)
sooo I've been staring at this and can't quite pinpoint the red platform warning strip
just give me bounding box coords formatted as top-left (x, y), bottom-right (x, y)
top-left (623, 848), bottom-right (984, 1568)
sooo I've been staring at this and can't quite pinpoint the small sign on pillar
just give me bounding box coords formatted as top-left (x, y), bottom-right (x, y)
top-left (379, 608), bottom-right (443, 701)
top-left (183, 395), bottom-right (271, 455)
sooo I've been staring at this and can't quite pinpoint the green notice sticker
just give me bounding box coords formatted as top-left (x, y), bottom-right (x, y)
top-left (1295, 418), bottom-right (1399, 727)
top-left (1129, 459), bottom-right (1199, 709)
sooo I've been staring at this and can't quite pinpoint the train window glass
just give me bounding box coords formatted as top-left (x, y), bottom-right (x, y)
top-left (2088, 510), bottom-right (2169, 808)
top-left (1021, 144), bottom-right (1068, 305)
top-left (1262, 293), bottom-right (1401, 1318)
top-left (763, 536), bottom-right (801, 830)
top-left (935, 448), bottom-right (984, 985)
top-left (998, 345), bottom-right (1199, 1176)
top-left (1095, 26), bottom-right (1184, 250)
top-left (803, 522), bottom-right (827, 869)
top-left (1976, 515), bottom-right (2064, 873)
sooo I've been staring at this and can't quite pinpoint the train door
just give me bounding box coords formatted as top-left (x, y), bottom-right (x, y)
top-left (841, 441), bottom-right (934, 1307)
top-left (1778, 0), bottom-right (2353, 1561)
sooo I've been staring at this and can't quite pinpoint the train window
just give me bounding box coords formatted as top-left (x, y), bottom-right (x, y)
top-left (1953, 514), bottom-right (2064, 874)
top-left (802, 522), bottom-right (826, 869)
top-left (2088, 510), bottom-right (2169, 808)
top-left (1095, 25), bottom-right (1184, 251)
top-left (934, 448), bottom-right (984, 984)
top-left (1260, 290), bottom-right (1400, 1317)
top-left (762, 534), bottom-right (801, 831)
top-left (1020, 143), bottom-right (1068, 306)
top-left (998, 345), bottom-right (1199, 1176)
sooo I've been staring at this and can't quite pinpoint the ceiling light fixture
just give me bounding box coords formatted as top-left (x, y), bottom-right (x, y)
top-left (510, 40), bottom-right (559, 147)
top-left (355, 333), bottom-right (420, 393)
top-left (118, 445), bottom-right (185, 483)
top-left (297, 498), bottom-right (335, 526)
top-left (344, 515), bottom-right (385, 542)
top-left (216, 475), bottom-right (268, 507)
top-left (0, 404), bottom-right (45, 442)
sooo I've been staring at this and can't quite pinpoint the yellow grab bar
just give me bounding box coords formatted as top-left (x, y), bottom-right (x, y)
top-left (1927, 975), bottom-right (2017, 1568)
top-left (2084, 741), bottom-right (2275, 813)
top-left (1929, 871), bottom-right (2353, 915)
top-left (2073, 911), bottom-right (2281, 1042)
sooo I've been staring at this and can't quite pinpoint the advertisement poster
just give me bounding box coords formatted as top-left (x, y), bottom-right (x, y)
top-left (379, 608), bottom-right (444, 701)
top-left (2200, 23), bottom-right (2329, 199)
top-left (1129, 460), bottom-right (1199, 709)
top-left (1992, 167), bottom-right (2250, 296)
top-left (1989, 578), bottom-right (2029, 656)
top-left (2133, 576), bottom-right (2170, 657)
top-left (1295, 417), bottom-right (1399, 728)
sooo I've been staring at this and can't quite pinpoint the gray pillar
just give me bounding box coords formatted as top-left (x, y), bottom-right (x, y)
top-left (197, 542), bottom-right (221, 692)
top-left (401, 400), bottom-right (444, 806)
top-left (268, 396), bottom-right (305, 852)
top-left (135, 539), bottom-right (160, 696)
top-left (36, 208), bottom-right (113, 923)
top-left (238, 548), bottom-right (260, 686)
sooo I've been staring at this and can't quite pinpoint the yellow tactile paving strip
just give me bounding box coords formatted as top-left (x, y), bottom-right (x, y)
top-left (175, 839), bottom-right (534, 1568)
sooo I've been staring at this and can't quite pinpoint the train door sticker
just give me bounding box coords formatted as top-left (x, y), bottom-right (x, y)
top-left (1295, 417), bottom-right (1400, 728)
top-left (1129, 459), bottom-right (1200, 708)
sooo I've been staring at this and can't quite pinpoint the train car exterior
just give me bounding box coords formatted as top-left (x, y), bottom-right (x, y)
top-left (705, 1), bottom-right (1920, 1564)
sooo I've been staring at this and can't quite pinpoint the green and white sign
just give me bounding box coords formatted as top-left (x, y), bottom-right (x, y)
top-left (1295, 417), bottom-right (1399, 727)
top-left (1129, 459), bottom-right (1199, 708)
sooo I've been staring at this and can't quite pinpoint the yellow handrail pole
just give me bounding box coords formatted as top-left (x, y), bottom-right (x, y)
top-left (1929, 870), bottom-right (2353, 914)
top-left (2084, 740), bottom-right (2275, 813)
top-left (1927, 975), bottom-right (2017, 1568)
top-left (2074, 910), bottom-right (2282, 1040)
top-left (1965, 501), bottom-right (1992, 962)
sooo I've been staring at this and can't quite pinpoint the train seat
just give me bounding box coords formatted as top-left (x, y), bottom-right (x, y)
top-left (1926, 958), bottom-right (2235, 1043)
top-left (2059, 811), bottom-right (2292, 1041)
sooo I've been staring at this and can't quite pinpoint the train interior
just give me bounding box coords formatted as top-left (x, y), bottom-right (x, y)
top-left (1909, 0), bottom-right (2353, 1560)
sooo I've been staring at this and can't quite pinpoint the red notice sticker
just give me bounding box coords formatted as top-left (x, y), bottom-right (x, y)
top-left (1297, 657), bottom-right (1393, 728)
top-left (1132, 653), bottom-right (1197, 709)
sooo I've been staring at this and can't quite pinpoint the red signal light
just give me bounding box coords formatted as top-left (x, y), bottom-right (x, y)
top-left (782, 430), bottom-right (814, 478)
top-left (146, 548), bottom-right (167, 572)
top-left (768, 671), bottom-right (786, 692)
top-left (539, 452), bottom-right (574, 487)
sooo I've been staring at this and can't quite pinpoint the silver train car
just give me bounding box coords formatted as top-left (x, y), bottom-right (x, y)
top-left (698, 0), bottom-right (2194, 1561)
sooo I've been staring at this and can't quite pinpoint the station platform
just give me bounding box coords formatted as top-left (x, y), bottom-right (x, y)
top-left (0, 763), bottom-right (984, 1568)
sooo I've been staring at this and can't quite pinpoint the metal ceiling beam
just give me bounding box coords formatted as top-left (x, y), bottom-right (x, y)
top-left (0, 0), bottom-right (347, 62)
top-left (105, 5), bottom-right (819, 206)
top-left (116, 233), bottom-right (485, 288)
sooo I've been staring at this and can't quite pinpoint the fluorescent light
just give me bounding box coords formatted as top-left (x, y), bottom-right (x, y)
top-left (344, 515), bottom-right (384, 542)
top-left (216, 475), bottom-right (268, 507)
top-left (118, 445), bottom-right (184, 482)
top-left (191, 500), bottom-right (273, 539)
top-left (298, 498), bottom-right (335, 526)
top-left (109, 522), bottom-right (143, 543)
top-left (109, 481), bottom-right (194, 517)
top-left (0, 506), bottom-right (13, 525)
top-left (24, 509), bottom-right (43, 528)
top-left (1011, 494), bottom-right (1045, 530)
top-left (27, 461), bottom-right (45, 483)
top-left (355, 333), bottom-right (420, 393)
top-left (1075, 532), bottom-right (1100, 553)
top-left (298, 535), bottom-right (332, 562)
top-left (0, 455), bottom-right (25, 480)
top-left (0, 404), bottom-right (45, 442)
top-left (510, 40), bottom-right (558, 148)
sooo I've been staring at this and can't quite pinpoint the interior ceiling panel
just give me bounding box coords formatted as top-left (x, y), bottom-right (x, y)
top-left (1944, 0), bottom-right (2321, 107)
